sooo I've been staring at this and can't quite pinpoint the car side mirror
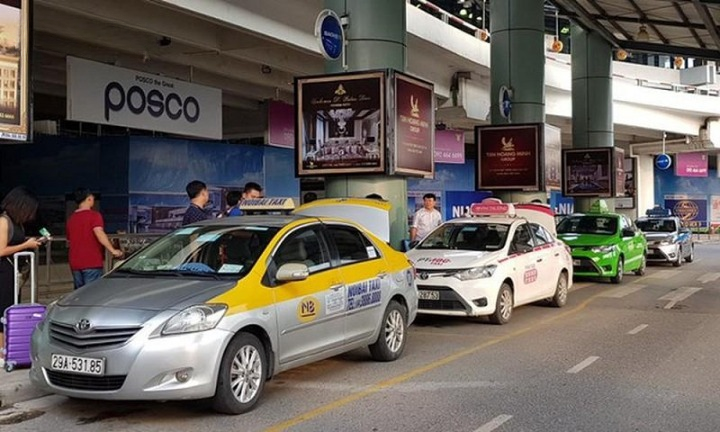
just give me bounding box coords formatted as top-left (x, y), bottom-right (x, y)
top-left (276, 263), bottom-right (309, 282)
top-left (622, 228), bottom-right (635, 238)
top-left (680, 228), bottom-right (691, 234)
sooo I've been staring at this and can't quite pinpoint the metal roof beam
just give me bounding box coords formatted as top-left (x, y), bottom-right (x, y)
top-left (691, 0), bottom-right (720, 50)
top-left (593, 14), bottom-right (705, 30)
top-left (620, 40), bottom-right (720, 58)
top-left (673, 1), bottom-right (707, 48)
top-left (550, 0), bottom-right (621, 48)
top-left (585, 0), bottom-right (633, 40)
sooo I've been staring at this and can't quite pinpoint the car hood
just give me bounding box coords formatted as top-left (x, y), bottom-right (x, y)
top-left (643, 232), bottom-right (674, 242)
top-left (557, 233), bottom-right (617, 247)
top-left (58, 277), bottom-right (238, 311)
top-left (407, 249), bottom-right (501, 269)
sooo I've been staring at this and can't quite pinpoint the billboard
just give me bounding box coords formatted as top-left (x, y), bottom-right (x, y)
top-left (267, 100), bottom-right (294, 149)
top-left (435, 129), bottom-right (465, 164)
top-left (544, 124), bottom-right (562, 190)
top-left (664, 195), bottom-right (708, 230)
top-left (296, 71), bottom-right (385, 176)
top-left (0, 0), bottom-right (30, 141)
top-left (392, 72), bottom-right (434, 177)
top-left (675, 152), bottom-right (708, 177)
top-left (476, 123), bottom-right (541, 191)
top-left (562, 147), bottom-right (615, 197)
top-left (616, 157), bottom-right (636, 209)
top-left (66, 57), bottom-right (222, 140)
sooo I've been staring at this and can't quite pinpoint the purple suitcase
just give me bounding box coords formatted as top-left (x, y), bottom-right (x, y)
top-left (2, 251), bottom-right (46, 372)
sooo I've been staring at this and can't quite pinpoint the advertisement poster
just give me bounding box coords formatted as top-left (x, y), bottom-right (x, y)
top-left (476, 124), bottom-right (540, 191)
top-left (675, 152), bottom-right (708, 177)
top-left (296, 71), bottom-right (385, 176)
top-left (711, 195), bottom-right (720, 233)
top-left (616, 157), bottom-right (636, 209)
top-left (66, 57), bottom-right (222, 140)
top-left (562, 148), bottom-right (613, 197)
top-left (543, 124), bottom-right (561, 190)
top-left (393, 72), bottom-right (434, 176)
top-left (0, 0), bottom-right (29, 141)
top-left (664, 195), bottom-right (708, 230)
top-left (550, 190), bottom-right (574, 215)
top-left (614, 147), bottom-right (626, 198)
top-left (435, 129), bottom-right (465, 164)
top-left (267, 100), bottom-right (294, 148)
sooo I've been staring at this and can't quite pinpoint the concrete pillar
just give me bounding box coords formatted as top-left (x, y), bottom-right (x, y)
top-left (571, 24), bottom-right (614, 211)
top-left (323, 0), bottom-right (408, 248)
top-left (490, 0), bottom-right (546, 125)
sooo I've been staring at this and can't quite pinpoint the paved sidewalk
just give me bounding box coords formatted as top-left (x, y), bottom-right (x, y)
top-left (0, 369), bottom-right (49, 408)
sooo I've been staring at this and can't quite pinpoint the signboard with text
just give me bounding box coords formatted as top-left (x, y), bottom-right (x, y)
top-left (616, 157), bottom-right (636, 209)
top-left (0, 0), bottom-right (30, 141)
top-left (295, 71), bottom-right (385, 176)
top-left (267, 100), bottom-right (294, 148)
top-left (562, 148), bottom-right (614, 197)
top-left (435, 129), bottom-right (465, 164)
top-left (543, 124), bottom-right (561, 190)
top-left (664, 195), bottom-right (708, 230)
top-left (675, 152), bottom-right (708, 177)
top-left (66, 57), bottom-right (222, 140)
top-left (476, 124), bottom-right (541, 191)
top-left (392, 72), bottom-right (434, 176)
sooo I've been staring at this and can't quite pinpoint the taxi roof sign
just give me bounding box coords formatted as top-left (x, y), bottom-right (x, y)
top-left (238, 197), bottom-right (296, 213)
top-left (470, 198), bottom-right (516, 217)
top-left (589, 199), bottom-right (610, 214)
top-left (645, 205), bottom-right (672, 217)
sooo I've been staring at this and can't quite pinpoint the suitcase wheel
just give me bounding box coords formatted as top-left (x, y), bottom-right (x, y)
top-left (5, 362), bottom-right (14, 372)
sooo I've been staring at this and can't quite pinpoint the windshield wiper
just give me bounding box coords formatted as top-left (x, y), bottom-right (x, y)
top-left (112, 269), bottom-right (221, 280)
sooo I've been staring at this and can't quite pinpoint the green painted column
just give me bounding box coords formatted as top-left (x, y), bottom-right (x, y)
top-left (490, 0), bottom-right (546, 125)
top-left (323, 0), bottom-right (408, 249)
top-left (571, 24), bottom-right (614, 211)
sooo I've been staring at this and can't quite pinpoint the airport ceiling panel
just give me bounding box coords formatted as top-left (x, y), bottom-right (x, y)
top-left (551, 0), bottom-right (720, 59)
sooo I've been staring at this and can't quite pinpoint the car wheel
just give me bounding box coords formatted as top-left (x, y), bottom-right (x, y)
top-left (685, 245), bottom-right (694, 263)
top-left (673, 248), bottom-right (682, 267)
top-left (610, 258), bottom-right (624, 284)
top-left (488, 283), bottom-right (513, 325)
top-left (211, 333), bottom-right (267, 415)
top-left (634, 255), bottom-right (646, 276)
top-left (369, 300), bottom-right (408, 362)
top-left (549, 272), bottom-right (568, 308)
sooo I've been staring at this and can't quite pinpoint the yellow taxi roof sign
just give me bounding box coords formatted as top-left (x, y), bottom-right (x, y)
top-left (589, 199), bottom-right (610, 214)
top-left (238, 197), bottom-right (296, 213)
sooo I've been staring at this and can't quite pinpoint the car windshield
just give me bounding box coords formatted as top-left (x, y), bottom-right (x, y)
top-left (416, 223), bottom-right (510, 251)
top-left (636, 218), bottom-right (677, 233)
top-left (557, 215), bottom-right (618, 235)
top-left (113, 225), bottom-right (279, 278)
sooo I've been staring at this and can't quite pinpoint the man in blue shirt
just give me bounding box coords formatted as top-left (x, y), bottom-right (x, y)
top-left (182, 180), bottom-right (211, 226)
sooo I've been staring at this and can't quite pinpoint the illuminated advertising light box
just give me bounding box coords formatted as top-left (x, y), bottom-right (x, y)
top-left (476, 123), bottom-right (541, 191)
top-left (295, 71), bottom-right (386, 176)
top-left (391, 72), bottom-right (434, 177)
top-left (562, 147), bottom-right (622, 198)
top-left (0, 0), bottom-right (30, 142)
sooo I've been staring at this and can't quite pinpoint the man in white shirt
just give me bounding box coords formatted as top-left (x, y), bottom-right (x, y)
top-left (410, 193), bottom-right (443, 242)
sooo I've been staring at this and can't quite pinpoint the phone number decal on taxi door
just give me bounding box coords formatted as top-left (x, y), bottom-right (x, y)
top-left (347, 278), bottom-right (382, 311)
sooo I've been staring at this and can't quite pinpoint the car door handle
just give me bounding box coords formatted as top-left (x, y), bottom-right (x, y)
top-left (377, 272), bottom-right (388, 279)
top-left (330, 284), bottom-right (344, 291)
top-left (536, 258), bottom-right (543, 263)
top-left (554, 253), bottom-right (560, 257)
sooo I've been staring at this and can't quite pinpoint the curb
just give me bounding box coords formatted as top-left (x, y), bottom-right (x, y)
top-left (0, 371), bottom-right (50, 408)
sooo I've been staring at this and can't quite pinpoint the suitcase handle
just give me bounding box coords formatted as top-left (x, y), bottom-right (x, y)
top-left (13, 251), bottom-right (36, 304)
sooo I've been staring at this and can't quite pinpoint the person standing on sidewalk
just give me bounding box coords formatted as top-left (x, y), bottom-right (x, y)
top-left (0, 186), bottom-right (42, 368)
top-left (182, 180), bottom-right (211, 225)
top-left (66, 188), bottom-right (123, 290)
top-left (410, 193), bottom-right (443, 242)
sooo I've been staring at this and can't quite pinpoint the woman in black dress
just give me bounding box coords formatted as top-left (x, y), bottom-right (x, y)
top-left (0, 186), bottom-right (41, 367)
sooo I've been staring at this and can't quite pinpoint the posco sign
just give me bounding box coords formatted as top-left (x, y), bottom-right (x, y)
top-left (67, 57), bottom-right (221, 139)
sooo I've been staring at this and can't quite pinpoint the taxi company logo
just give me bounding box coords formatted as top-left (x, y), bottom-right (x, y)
top-left (501, 137), bottom-right (514, 152)
top-left (417, 257), bottom-right (451, 266)
top-left (104, 81), bottom-right (200, 124)
top-left (334, 84), bottom-right (347, 96)
top-left (74, 319), bottom-right (92, 334)
top-left (673, 200), bottom-right (699, 221)
top-left (419, 272), bottom-right (429, 280)
top-left (297, 297), bottom-right (319, 322)
top-left (410, 94), bottom-right (420, 118)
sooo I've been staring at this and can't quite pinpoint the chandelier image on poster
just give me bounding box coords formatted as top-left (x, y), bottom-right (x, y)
top-left (295, 71), bottom-right (385, 176)
top-left (562, 148), bottom-right (618, 197)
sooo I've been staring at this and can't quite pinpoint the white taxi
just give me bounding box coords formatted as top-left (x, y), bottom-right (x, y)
top-left (406, 199), bottom-right (573, 324)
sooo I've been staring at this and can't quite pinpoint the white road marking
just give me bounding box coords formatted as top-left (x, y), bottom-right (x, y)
top-left (601, 284), bottom-right (646, 298)
top-left (628, 324), bottom-right (649, 335)
top-left (571, 282), bottom-right (593, 291)
top-left (567, 356), bottom-right (600, 374)
top-left (646, 269), bottom-right (676, 279)
top-left (474, 415), bottom-right (513, 432)
top-left (697, 273), bottom-right (720, 284)
top-left (659, 287), bottom-right (702, 309)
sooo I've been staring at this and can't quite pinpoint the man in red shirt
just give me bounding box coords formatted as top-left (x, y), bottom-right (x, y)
top-left (66, 188), bottom-right (123, 289)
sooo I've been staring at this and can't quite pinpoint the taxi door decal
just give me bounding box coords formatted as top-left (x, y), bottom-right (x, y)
top-left (297, 296), bottom-right (320, 323)
top-left (347, 278), bottom-right (382, 311)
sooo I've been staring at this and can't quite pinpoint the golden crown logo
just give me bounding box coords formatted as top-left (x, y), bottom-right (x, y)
top-left (335, 84), bottom-right (347, 96)
top-left (501, 137), bottom-right (514, 151)
top-left (410, 95), bottom-right (420, 118)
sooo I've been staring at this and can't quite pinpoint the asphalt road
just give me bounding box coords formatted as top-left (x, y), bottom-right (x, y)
top-left (5, 244), bottom-right (720, 432)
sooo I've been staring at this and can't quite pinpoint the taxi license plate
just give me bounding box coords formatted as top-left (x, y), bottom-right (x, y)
top-left (418, 290), bottom-right (440, 300)
top-left (573, 259), bottom-right (581, 266)
top-left (51, 354), bottom-right (105, 376)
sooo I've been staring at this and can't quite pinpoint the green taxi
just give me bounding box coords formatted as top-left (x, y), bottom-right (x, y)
top-left (556, 201), bottom-right (647, 283)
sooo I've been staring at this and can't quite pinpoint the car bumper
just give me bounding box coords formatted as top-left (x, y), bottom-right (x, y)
top-left (570, 250), bottom-right (617, 277)
top-left (646, 244), bottom-right (679, 262)
top-left (415, 275), bottom-right (499, 317)
top-left (30, 323), bottom-right (233, 401)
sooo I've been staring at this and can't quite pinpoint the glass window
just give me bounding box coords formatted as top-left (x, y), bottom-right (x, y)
top-left (529, 223), bottom-right (553, 245)
top-left (557, 215), bottom-right (618, 235)
top-left (274, 228), bottom-right (330, 273)
top-left (511, 224), bottom-right (535, 252)
top-left (326, 225), bottom-right (379, 265)
top-left (112, 225), bottom-right (279, 278)
top-left (418, 222), bottom-right (509, 251)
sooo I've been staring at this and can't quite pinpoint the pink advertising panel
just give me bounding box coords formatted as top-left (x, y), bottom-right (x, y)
top-left (675, 152), bottom-right (708, 177)
top-left (268, 100), bottom-right (295, 149)
top-left (434, 129), bottom-right (465, 164)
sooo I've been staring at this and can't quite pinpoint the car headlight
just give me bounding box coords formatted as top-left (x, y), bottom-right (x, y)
top-left (37, 300), bottom-right (57, 331)
top-left (161, 304), bottom-right (228, 336)
top-left (454, 265), bottom-right (497, 281)
top-left (590, 245), bottom-right (615, 254)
